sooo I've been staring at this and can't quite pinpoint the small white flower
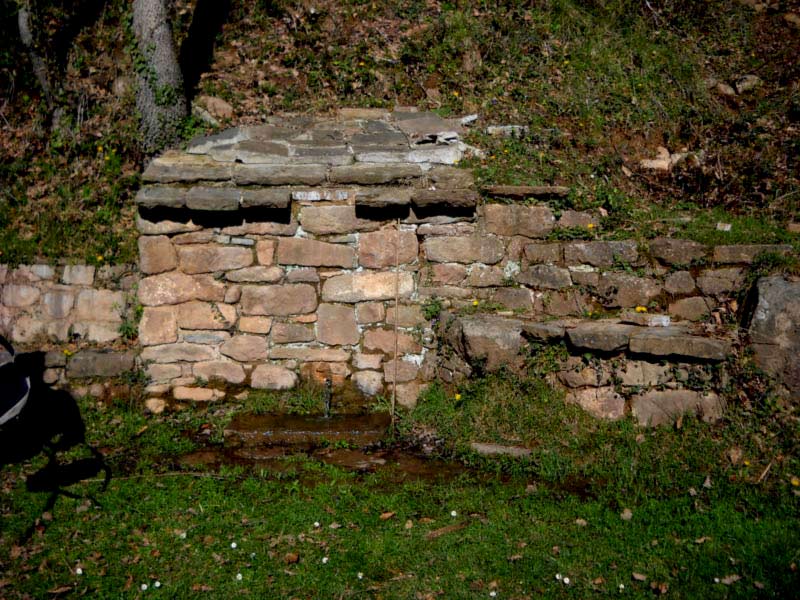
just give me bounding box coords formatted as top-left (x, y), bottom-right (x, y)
top-left (489, 592), bottom-right (497, 597)
top-left (313, 521), bottom-right (321, 528)
top-left (230, 542), bottom-right (237, 549)
top-left (75, 567), bottom-right (83, 576)
top-left (250, 552), bottom-right (256, 558)
top-left (236, 573), bottom-right (243, 581)
top-left (357, 572), bottom-right (364, 580)
top-left (180, 532), bottom-right (187, 539)
top-left (555, 573), bottom-right (562, 581)
top-left (619, 583), bottom-right (625, 590)
top-left (141, 583), bottom-right (148, 591)
top-left (322, 557), bottom-right (329, 564)
top-left (563, 577), bottom-right (570, 585)
top-left (714, 577), bottom-right (720, 583)
top-left (450, 510), bottom-right (457, 517)
top-left (154, 581), bottom-right (161, 588)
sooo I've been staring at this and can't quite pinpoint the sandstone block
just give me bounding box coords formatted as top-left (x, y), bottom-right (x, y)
top-left (300, 361), bottom-right (351, 387)
top-left (563, 241), bottom-right (638, 267)
top-left (239, 189), bottom-right (291, 209)
top-left (566, 387), bottom-right (625, 420)
top-left (139, 306), bottom-right (178, 345)
top-left (136, 213), bottom-right (201, 236)
top-left (483, 204), bottom-right (555, 238)
top-left (177, 301), bottom-right (236, 330)
top-left (358, 230), bottom-right (418, 268)
top-left (241, 284), bottom-right (318, 315)
top-left (177, 245), bottom-right (253, 274)
top-left (329, 163), bottom-right (422, 184)
top-left (558, 210), bottom-right (599, 229)
top-left (617, 360), bottom-right (671, 387)
top-left (466, 265), bottom-right (505, 287)
top-left (2, 284), bottom-right (40, 307)
top-left (558, 358), bottom-right (612, 387)
top-left (322, 272), bottom-right (414, 303)
top-left (238, 316), bottom-right (272, 334)
top-left (431, 263), bottom-right (467, 285)
top-left (524, 243), bottom-right (562, 264)
top-left (277, 238), bottom-right (355, 268)
top-left (138, 236), bottom-right (178, 274)
top-left (233, 163), bottom-right (326, 185)
top-left (454, 316), bottom-right (524, 372)
top-left (42, 290), bottom-right (74, 319)
top-left (146, 363), bottom-right (182, 383)
top-left (517, 265), bottom-right (572, 289)
top-left (271, 322), bottom-right (315, 343)
top-left (712, 244), bottom-right (792, 264)
top-left (75, 289), bottom-right (125, 322)
top-left (184, 331), bottom-right (231, 345)
top-left (251, 364), bottom-right (298, 390)
top-left (62, 265), bottom-right (95, 285)
top-left (423, 236), bottom-right (505, 264)
top-left (220, 335), bottom-right (269, 361)
top-left (356, 302), bottom-right (385, 323)
top-left (225, 266), bottom-right (283, 283)
top-left (664, 271), bottom-right (696, 295)
top-left (650, 238), bottom-right (706, 265)
top-left (598, 273), bottom-right (662, 308)
top-left (493, 288), bottom-right (534, 312)
top-left (395, 382), bottom-right (426, 409)
top-left (696, 268), bottom-right (743, 296)
top-left (173, 386), bottom-right (226, 402)
top-left (194, 360), bottom-right (246, 384)
top-left (632, 390), bottom-right (723, 426)
top-left (299, 205), bottom-right (380, 234)
top-left (67, 351), bottom-right (136, 378)
top-left (567, 322), bottom-right (636, 352)
top-left (287, 268), bottom-right (320, 283)
top-left (363, 328), bottom-right (422, 355)
top-left (354, 353), bottom-right (383, 370)
top-left (629, 329), bottom-right (731, 361)
top-left (145, 398), bottom-right (167, 414)
top-left (669, 297), bottom-right (712, 321)
top-left (386, 304), bottom-right (425, 327)
top-left (138, 272), bottom-right (225, 306)
top-left (316, 304), bottom-right (359, 345)
top-left (269, 346), bottom-right (350, 362)
top-left (256, 239), bottom-right (276, 265)
top-left (354, 371), bottom-right (384, 396)
top-left (141, 343), bottom-right (216, 363)
top-left (412, 189), bottom-right (480, 208)
top-left (384, 357), bottom-right (420, 383)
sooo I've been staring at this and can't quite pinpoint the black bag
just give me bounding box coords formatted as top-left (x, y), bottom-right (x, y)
top-left (0, 335), bottom-right (30, 426)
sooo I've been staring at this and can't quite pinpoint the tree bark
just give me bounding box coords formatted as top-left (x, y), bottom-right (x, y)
top-left (17, 0), bottom-right (53, 109)
top-left (132, 0), bottom-right (187, 153)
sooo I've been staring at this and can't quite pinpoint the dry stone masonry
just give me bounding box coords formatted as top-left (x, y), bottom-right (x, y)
top-left (2, 110), bottom-right (797, 423)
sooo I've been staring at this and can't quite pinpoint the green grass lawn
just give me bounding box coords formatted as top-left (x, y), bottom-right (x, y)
top-left (2, 375), bottom-right (798, 598)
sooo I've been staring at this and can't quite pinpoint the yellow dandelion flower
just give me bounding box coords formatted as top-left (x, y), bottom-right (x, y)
top-left (791, 476), bottom-right (800, 487)
top-left (743, 459), bottom-right (751, 466)
top-left (472, 300), bottom-right (479, 306)
top-left (97, 145), bottom-right (103, 153)
top-left (62, 349), bottom-right (72, 356)
top-left (635, 306), bottom-right (648, 313)
top-left (104, 155), bottom-right (110, 161)
top-left (455, 393), bottom-right (462, 401)
top-left (452, 91), bottom-right (459, 97)
top-left (587, 223), bottom-right (595, 229)
top-left (96, 255), bottom-right (104, 261)
top-left (358, 61), bottom-right (365, 66)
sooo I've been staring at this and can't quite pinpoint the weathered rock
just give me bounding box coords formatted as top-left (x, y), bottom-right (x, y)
top-left (541, 289), bottom-right (591, 317)
top-left (241, 284), bottom-right (318, 315)
top-left (238, 316), bottom-right (272, 334)
top-left (524, 243), bottom-right (562, 264)
top-left (249, 364), bottom-right (298, 390)
top-left (139, 306), bottom-right (178, 345)
top-left (138, 235), bottom-right (178, 274)
top-left (598, 273), bottom-right (662, 308)
top-left (256, 240), bottom-right (276, 265)
top-left (664, 271), bottom-right (696, 295)
top-left (522, 321), bottom-right (566, 341)
top-left (138, 272), bottom-right (226, 306)
top-left (299, 205), bottom-right (381, 234)
top-left (567, 322), bottom-right (635, 352)
top-left (177, 301), bottom-right (237, 330)
top-left (353, 371), bottom-right (384, 396)
top-left (329, 163), bottom-right (422, 184)
top-left (483, 204), bottom-right (555, 238)
top-left (316, 304), bottom-right (359, 345)
top-left (233, 164), bottom-right (326, 185)
top-left (517, 265), bottom-right (572, 289)
top-left (383, 357), bottom-right (420, 383)
top-left (140, 343), bottom-right (216, 363)
top-left (240, 189), bottom-right (292, 209)
top-left (355, 188), bottom-right (413, 208)
top-left (492, 287), bottom-right (533, 312)
top-left (669, 297), bottom-right (712, 321)
top-left (412, 189), bottom-right (479, 208)
top-left (177, 245), bottom-right (253, 274)
top-left (566, 387), bottom-right (626, 420)
top-left (629, 329), bottom-right (731, 361)
top-left (650, 238), bottom-right (707, 265)
top-left (220, 335), bottom-right (269, 361)
top-left (466, 264), bottom-right (505, 287)
top-left (749, 276), bottom-right (800, 397)
top-left (696, 268), bottom-right (744, 296)
top-left (430, 263), bottom-right (467, 285)
top-left (2, 285), bottom-right (40, 307)
top-left (631, 390), bottom-right (723, 426)
top-left (146, 363), bottom-right (182, 383)
top-left (224, 266), bottom-right (283, 283)
top-left (136, 213), bottom-right (202, 235)
top-left (354, 353), bottom-right (383, 370)
top-left (185, 187), bottom-right (239, 211)
top-left (423, 235), bottom-right (505, 264)
top-left (557, 210), bottom-right (598, 229)
top-left (356, 302), bottom-right (385, 324)
top-left (269, 346), bottom-right (350, 362)
top-left (322, 272), bottom-right (414, 302)
top-left (712, 244), bottom-right (792, 264)
top-left (451, 315), bottom-right (524, 372)
top-left (74, 290), bottom-right (125, 322)
top-left (271, 322), bottom-right (315, 343)
top-left (135, 186), bottom-right (187, 209)
top-left (67, 351), bottom-right (136, 378)
top-left (617, 360), bottom-right (671, 387)
top-left (277, 238), bottom-right (355, 268)
top-left (174, 386), bottom-right (226, 402)
top-left (363, 328), bottom-right (422, 355)
top-left (563, 241), bottom-right (638, 267)
top-left (558, 358), bottom-right (612, 387)
top-left (394, 382), bottom-right (426, 409)
top-left (193, 360), bottom-right (246, 384)
top-left (386, 304), bottom-right (425, 327)
top-left (358, 230), bottom-right (418, 268)
top-left (62, 265), bottom-right (96, 286)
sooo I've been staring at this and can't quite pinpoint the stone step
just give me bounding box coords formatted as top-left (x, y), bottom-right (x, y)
top-left (223, 412), bottom-right (391, 450)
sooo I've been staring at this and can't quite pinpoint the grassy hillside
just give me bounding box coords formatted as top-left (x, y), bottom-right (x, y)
top-left (1, 0), bottom-right (798, 265)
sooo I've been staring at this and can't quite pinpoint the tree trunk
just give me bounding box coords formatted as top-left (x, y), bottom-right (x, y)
top-left (17, 0), bottom-right (53, 109)
top-left (132, 0), bottom-right (187, 153)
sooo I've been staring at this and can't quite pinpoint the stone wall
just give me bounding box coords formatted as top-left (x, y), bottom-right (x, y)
top-left (129, 112), bottom-right (796, 417)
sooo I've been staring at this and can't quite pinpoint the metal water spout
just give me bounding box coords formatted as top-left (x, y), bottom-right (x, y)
top-left (323, 378), bottom-right (332, 419)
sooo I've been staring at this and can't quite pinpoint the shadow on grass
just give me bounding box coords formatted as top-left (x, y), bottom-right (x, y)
top-left (0, 351), bottom-right (111, 542)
